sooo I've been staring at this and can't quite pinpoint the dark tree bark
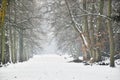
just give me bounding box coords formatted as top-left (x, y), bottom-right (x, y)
top-left (107, 0), bottom-right (115, 67)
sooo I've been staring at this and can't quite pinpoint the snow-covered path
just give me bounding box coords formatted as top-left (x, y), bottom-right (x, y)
top-left (0, 55), bottom-right (120, 80)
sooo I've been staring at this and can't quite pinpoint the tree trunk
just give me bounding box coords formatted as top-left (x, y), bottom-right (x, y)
top-left (1, 27), bottom-right (5, 64)
top-left (19, 29), bottom-right (24, 62)
top-left (96, 0), bottom-right (104, 62)
top-left (107, 0), bottom-right (115, 67)
top-left (89, 3), bottom-right (96, 61)
top-left (82, 0), bottom-right (91, 60)
top-left (0, 0), bottom-right (8, 64)
top-left (13, 0), bottom-right (17, 63)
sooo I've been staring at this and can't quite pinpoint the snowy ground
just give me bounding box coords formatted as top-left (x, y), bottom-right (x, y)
top-left (0, 54), bottom-right (120, 80)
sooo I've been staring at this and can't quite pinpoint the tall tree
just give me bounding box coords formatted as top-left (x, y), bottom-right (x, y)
top-left (82, 0), bottom-right (91, 60)
top-left (95, 0), bottom-right (104, 62)
top-left (0, 0), bottom-right (8, 64)
top-left (107, 0), bottom-right (115, 67)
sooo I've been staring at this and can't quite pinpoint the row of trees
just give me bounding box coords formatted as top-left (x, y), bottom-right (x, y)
top-left (0, 0), bottom-right (119, 68)
top-left (0, 0), bottom-right (45, 66)
top-left (52, 0), bottom-right (120, 67)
